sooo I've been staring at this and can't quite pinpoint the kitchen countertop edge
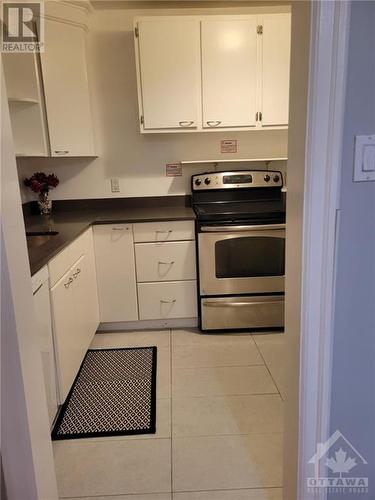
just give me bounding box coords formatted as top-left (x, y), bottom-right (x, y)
top-left (26, 206), bottom-right (196, 277)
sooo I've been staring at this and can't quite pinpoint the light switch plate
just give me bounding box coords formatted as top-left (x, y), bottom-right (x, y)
top-left (111, 177), bottom-right (120, 192)
top-left (354, 134), bottom-right (375, 182)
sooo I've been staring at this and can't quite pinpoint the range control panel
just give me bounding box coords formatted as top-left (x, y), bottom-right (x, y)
top-left (192, 170), bottom-right (283, 190)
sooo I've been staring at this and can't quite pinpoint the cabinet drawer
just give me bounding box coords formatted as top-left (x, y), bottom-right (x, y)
top-left (49, 227), bottom-right (92, 287)
top-left (135, 241), bottom-right (196, 282)
top-left (138, 281), bottom-right (197, 320)
top-left (133, 221), bottom-right (195, 242)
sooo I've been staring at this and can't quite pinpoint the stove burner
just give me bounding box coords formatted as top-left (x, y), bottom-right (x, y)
top-left (192, 170), bottom-right (286, 226)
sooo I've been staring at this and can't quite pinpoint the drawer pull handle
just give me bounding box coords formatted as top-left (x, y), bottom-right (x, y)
top-left (54, 150), bottom-right (69, 155)
top-left (73, 268), bottom-right (81, 278)
top-left (179, 121), bottom-right (194, 127)
top-left (160, 299), bottom-right (176, 304)
top-left (64, 277), bottom-right (74, 289)
top-left (206, 120), bottom-right (222, 127)
top-left (158, 261), bottom-right (175, 265)
top-left (112, 227), bottom-right (128, 231)
top-left (156, 230), bottom-right (172, 241)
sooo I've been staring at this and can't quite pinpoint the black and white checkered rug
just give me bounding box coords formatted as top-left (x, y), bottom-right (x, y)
top-left (52, 347), bottom-right (157, 440)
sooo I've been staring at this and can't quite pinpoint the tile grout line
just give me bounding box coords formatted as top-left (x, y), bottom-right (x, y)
top-left (61, 492), bottom-right (173, 499)
top-left (172, 391), bottom-right (279, 399)
top-left (172, 485), bottom-right (283, 496)
top-left (172, 431), bottom-right (284, 440)
top-left (173, 362), bottom-right (266, 369)
top-left (252, 335), bottom-right (282, 398)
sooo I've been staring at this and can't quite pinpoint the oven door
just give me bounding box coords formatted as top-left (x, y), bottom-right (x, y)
top-left (198, 224), bottom-right (285, 295)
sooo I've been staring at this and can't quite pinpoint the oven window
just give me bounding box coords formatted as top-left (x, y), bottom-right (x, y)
top-left (215, 236), bottom-right (285, 278)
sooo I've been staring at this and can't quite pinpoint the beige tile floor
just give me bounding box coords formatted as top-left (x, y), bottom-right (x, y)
top-left (54, 329), bottom-right (284, 500)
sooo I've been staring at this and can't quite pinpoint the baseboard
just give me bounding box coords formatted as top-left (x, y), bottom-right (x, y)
top-left (97, 317), bottom-right (199, 332)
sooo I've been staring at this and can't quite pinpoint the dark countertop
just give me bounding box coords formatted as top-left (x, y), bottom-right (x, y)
top-left (25, 197), bottom-right (195, 276)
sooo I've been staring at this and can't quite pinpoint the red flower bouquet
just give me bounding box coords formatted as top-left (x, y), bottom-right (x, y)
top-left (24, 172), bottom-right (59, 214)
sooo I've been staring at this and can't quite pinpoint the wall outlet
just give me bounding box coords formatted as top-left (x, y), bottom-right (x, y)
top-left (111, 177), bottom-right (120, 193)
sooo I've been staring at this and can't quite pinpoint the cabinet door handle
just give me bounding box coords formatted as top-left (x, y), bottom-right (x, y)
top-left (64, 277), bottom-right (74, 289)
top-left (206, 120), bottom-right (222, 127)
top-left (73, 268), bottom-right (81, 278)
top-left (179, 121), bottom-right (194, 127)
top-left (32, 283), bottom-right (43, 296)
top-left (160, 299), bottom-right (176, 304)
top-left (158, 260), bottom-right (175, 265)
top-left (54, 150), bottom-right (69, 155)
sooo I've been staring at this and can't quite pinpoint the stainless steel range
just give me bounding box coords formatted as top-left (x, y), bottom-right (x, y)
top-left (192, 170), bottom-right (286, 331)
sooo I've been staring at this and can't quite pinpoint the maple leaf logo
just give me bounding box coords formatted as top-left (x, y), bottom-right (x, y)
top-left (326, 448), bottom-right (357, 476)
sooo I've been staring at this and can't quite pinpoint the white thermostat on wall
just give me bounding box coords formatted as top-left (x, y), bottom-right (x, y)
top-left (354, 134), bottom-right (375, 182)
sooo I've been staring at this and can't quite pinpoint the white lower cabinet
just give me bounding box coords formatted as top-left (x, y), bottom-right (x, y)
top-left (32, 267), bottom-right (58, 427)
top-left (47, 222), bottom-right (195, 403)
top-left (93, 221), bottom-right (197, 324)
top-left (94, 224), bottom-right (138, 322)
top-left (134, 221), bottom-right (197, 321)
top-left (51, 256), bottom-right (83, 401)
top-left (138, 281), bottom-right (197, 320)
top-left (49, 229), bottom-right (99, 403)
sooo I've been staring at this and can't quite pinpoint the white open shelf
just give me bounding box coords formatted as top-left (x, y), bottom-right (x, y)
top-left (181, 157), bottom-right (288, 165)
top-left (3, 52), bottom-right (49, 157)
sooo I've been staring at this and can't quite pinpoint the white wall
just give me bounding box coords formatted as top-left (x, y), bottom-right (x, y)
top-left (329, 2), bottom-right (375, 498)
top-left (17, 2), bottom-right (289, 202)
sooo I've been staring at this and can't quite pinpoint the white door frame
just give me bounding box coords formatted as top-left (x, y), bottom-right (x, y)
top-left (292, 1), bottom-right (351, 499)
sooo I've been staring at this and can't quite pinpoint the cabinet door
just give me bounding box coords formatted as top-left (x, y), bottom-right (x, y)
top-left (136, 19), bottom-right (200, 130)
top-left (70, 253), bottom-right (98, 350)
top-left (40, 19), bottom-right (95, 156)
top-left (50, 266), bottom-right (80, 402)
top-left (94, 225), bottom-right (138, 323)
top-left (201, 18), bottom-right (258, 129)
top-left (260, 14), bottom-right (291, 127)
top-left (51, 253), bottom-right (99, 403)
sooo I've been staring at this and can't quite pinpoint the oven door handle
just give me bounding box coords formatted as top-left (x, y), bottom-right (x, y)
top-left (200, 224), bottom-right (286, 232)
top-left (203, 300), bottom-right (283, 307)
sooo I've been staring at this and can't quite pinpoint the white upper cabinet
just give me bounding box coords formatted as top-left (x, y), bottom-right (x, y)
top-left (136, 18), bottom-right (200, 130)
top-left (3, 2), bottom-right (95, 157)
top-left (260, 13), bottom-right (291, 127)
top-left (40, 18), bottom-right (95, 156)
top-left (201, 18), bottom-right (257, 129)
top-left (135, 13), bottom-right (291, 133)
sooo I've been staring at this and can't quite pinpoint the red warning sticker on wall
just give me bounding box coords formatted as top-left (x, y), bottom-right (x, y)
top-left (166, 163), bottom-right (182, 177)
top-left (221, 139), bottom-right (238, 153)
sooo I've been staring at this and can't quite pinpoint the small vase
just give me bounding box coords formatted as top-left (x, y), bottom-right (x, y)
top-left (38, 192), bottom-right (52, 215)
